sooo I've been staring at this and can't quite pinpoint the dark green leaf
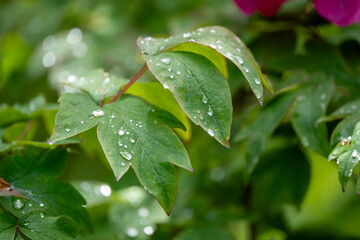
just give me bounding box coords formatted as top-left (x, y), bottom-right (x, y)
top-left (18, 211), bottom-right (79, 240)
top-left (138, 26), bottom-right (267, 103)
top-left (143, 51), bottom-right (232, 147)
top-left (319, 99), bottom-right (360, 123)
top-left (330, 115), bottom-right (360, 148)
top-left (0, 147), bottom-right (92, 230)
top-left (292, 74), bottom-right (334, 156)
top-left (50, 93), bottom-right (191, 214)
top-left (235, 89), bottom-right (298, 173)
top-left (0, 209), bottom-right (16, 240)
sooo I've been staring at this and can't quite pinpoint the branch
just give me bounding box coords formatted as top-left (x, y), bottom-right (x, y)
top-left (106, 64), bottom-right (148, 105)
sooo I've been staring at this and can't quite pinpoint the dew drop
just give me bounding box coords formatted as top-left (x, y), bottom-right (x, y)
top-left (207, 129), bottom-right (214, 137)
top-left (254, 78), bottom-right (261, 84)
top-left (207, 106), bottom-right (213, 116)
top-left (244, 67), bottom-right (249, 73)
top-left (170, 74), bottom-right (174, 79)
top-left (210, 29), bottom-right (216, 33)
top-left (80, 120), bottom-right (84, 124)
top-left (144, 226), bottom-right (154, 235)
top-left (39, 203), bottom-right (44, 207)
top-left (160, 58), bottom-right (171, 64)
top-left (348, 169), bottom-right (353, 177)
top-left (68, 74), bottom-right (77, 83)
top-left (183, 32), bottom-right (191, 38)
top-left (177, 71), bottom-right (181, 75)
top-left (352, 150), bottom-right (358, 157)
top-left (321, 94), bottom-right (326, 100)
top-left (118, 130), bottom-right (125, 136)
top-left (92, 109), bottom-right (105, 117)
top-left (126, 227), bottom-right (139, 237)
top-left (104, 77), bottom-right (110, 84)
top-left (167, 67), bottom-right (172, 72)
top-left (43, 51), bottom-right (56, 68)
top-left (209, 44), bottom-right (217, 49)
top-left (129, 138), bottom-right (135, 143)
top-left (162, 82), bottom-right (169, 89)
top-left (120, 151), bottom-right (132, 160)
top-left (40, 212), bottom-right (44, 219)
top-left (65, 128), bottom-right (71, 133)
top-left (121, 162), bottom-right (125, 166)
top-left (235, 56), bottom-right (244, 64)
top-left (13, 199), bottom-right (24, 210)
top-left (67, 28), bottom-right (82, 45)
top-left (236, 48), bottom-right (241, 52)
top-left (202, 95), bottom-right (208, 103)
top-left (253, 90), bottom-right (262, 99)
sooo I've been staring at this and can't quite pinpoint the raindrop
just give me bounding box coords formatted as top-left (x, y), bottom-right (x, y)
top-left (253, 90), bottom-right (262, 99)
top-left (39, 203), bottom-right (44, 207)
top-left (24, 222), bottom-right (29, 226)
top-left (236, 48), bottom-right (241, 52)
top-left (170, 74), bottom-right (174, 79)
top-left (111, 114), bottom-right (115, 119)
top-left (321, 94), bottom-right (326, 100)
top-left (162, 82), bottom-right (169, 89)
top-left (121, 162), bottom-right (125, 166)
top-left (207, 106), bottom-right (213, 116)
top-left (13, 199), bottom-right (24, 210)
top-left (67, 28), bottom-right (82, 45)
top-left (118, 130), bottom-right (125, 136)
top-left (218, 45), bottom-right (223, 49)
top-left (207, 129), bottom-right (214, 137)
top-left (167, 67), bottom-right (172, 72)
top-left (254, 78), bottom-right (261, 84)
top-left (183, 32), bottom-right (191, 38)
top-left (120, 151), bottom-right (132, 160)
top-left (209, 44), bottom-right (217, 49)
top-left (92, 109), bottom-right (105, 117)
top-left (104, 77), bottom-right (110, 84)
top-left (160, 58), bottom-right (171, 64)
top-left (144, 226), bottom-right (154, 235)
top-left (80, 120), bottom-right (84, 124)
top-left (140, 40), bottom-right (145, 44)
top-left (177, 71), bottom-right (181, 75)
top-left (42, 35), bottom-right (56, 51)
top-left (244, 67), bottom-right (249, 73)
top-left (348, 169), bottom-right (353, 177)
top-left (352, 150), bottom-right (358, 157)
top-left (210, 29), bottom-right (216, 33)
top-left (202, 95), bottom-right (208, 103)
top-left (40, 212), bottom-right (44, 219)
top-left (68, 75), bottom-right (77, 83)
top-left (43, 52), bottom-right (56, 68)
top-left (73, 42), bottom-right (87, 58)
top-left (129, 138), bottom-right (136, 143)
top-left (235, 56), bottom-right (243, 64)
top-left (65, 128), bottom-right (71, 133)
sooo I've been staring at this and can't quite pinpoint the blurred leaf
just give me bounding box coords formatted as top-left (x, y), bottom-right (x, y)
top-left (174, 226), bottom-right (235, 240)
top-left (319, 99), bottom-right (360, 123)
top-left (0, 177), bottom-right (28, 199)
top-left (292, 74), bottom-right (334, 156)
top-left (127, 82), bottom-right (191, 142)
top-left (138, 26), bottom-right (268, 103)
top-left (143, 51), bottom-right (232, 147)
top-left (61, 69), bottom-right (128, 104)
top-left (235, 88), bottom-right (299, 173)
top-left (0, 147), bottom-right (91, 231)
top-left (50, 93), bottom-right (191, 214)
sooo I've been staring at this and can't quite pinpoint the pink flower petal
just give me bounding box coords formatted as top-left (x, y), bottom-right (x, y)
top-left (313, 0), bottom-right (360, 26)
top-left (233, 0), bottom-right (288, 17)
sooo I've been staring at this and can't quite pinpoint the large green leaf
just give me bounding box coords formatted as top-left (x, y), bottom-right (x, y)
top-left (292, 74), bottom-right (334, 156)
top-left (0, 147), bottom-right (91, 231)
top-left (235, 88), bottom-right (298, 173)
top-left (137, 26), bottom-right (267, 103)
top-left (142, 51), bottom-right (232, 147)
top-left (319, 99), bottom-right (360, 123)
top-left (329, 121), bottom-right (360, 191)
top-left (50, 93), bottom-right (191, 214)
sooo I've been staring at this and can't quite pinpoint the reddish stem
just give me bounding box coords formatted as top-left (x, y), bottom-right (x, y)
top-left (107, 64), bottom-right (148, 104)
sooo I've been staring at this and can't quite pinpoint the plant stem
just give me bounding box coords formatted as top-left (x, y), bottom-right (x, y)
top-left (106, 64), bottom-right (148, 105)
top-left (16, 120), bottom-right (33, 141)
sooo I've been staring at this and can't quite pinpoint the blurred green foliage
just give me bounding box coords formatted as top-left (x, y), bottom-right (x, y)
top-left (1, 0), bottom-right (360, 239)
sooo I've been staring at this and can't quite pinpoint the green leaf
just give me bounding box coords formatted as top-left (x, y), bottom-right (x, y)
top-left (328, 121), bottom-right (360, 191)
top-left (50, 93), bottom-right (191, 214)
top-left (60, 69), bottom-right (128, 104)
top-left (137, 26), bottom-right (267, 103)
top-left (0, 147), bottom-right (92, 231)
top-left (292, 74), bottom-right (334, 156)
top-left (330, 116), bottom-right (360, 148)
top-left (235, 89), bottom-right (298, 173)
top-left (0, 209), bottom-right (16, 240)
top-left (142, 51), bottom-right (232, 147)
top-left (174, 226), bottom-right (235, 240)
top-left (127, 82), bottom-right (191, 142)
top-left (18, 211), bottom-right (80, 240)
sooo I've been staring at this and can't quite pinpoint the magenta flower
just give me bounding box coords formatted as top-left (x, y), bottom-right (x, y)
top-left (233, 0), bottom-right (289, 17)
top-left (233, 0), bottom-right (360, 26)
top-left (313, 0), bottom-right (360, 27)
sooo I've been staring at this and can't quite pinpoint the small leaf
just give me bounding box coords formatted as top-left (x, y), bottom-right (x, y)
top-left (137, 26), bottom-right (267, 103)
top-left (329, 121), bottom-right (360, 191)
top-left (319, 99), bottom-right (360, 123)
top-left (60, 69), bottom-right (128, 104)
top-left (142, 51), bottom-right (232, 147)
top-left (330, 115), bottom-right (360, 148)
top-left (0, 208), bottom-right (16, 240)
top-left (292, 74), bottom-right (334, 156)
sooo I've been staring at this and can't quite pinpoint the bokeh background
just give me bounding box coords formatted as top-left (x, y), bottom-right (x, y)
top-left (1, 0), bottom-right (360, 239)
